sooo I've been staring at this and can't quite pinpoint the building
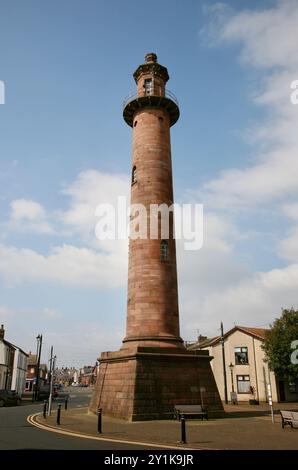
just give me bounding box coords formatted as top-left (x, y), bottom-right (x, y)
top-left (79, 366), bottom-right (96, 386)
top-left (25, 353), bottom-right (48, 392)
top-left (187, 326), bottom-right (298, 403)
top-left (54, 367), bottom-right (79, 386)
top-left (0, 324), bottom-right (28, 394)
top-left (90, 53), bottom-right (223, 420)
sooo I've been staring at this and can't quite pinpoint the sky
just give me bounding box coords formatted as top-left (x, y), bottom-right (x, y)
top-left (0, 0), bottom-right (298, 367)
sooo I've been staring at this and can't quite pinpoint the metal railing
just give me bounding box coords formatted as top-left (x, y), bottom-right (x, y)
top-left (123, 89), bottom-right (179, 109)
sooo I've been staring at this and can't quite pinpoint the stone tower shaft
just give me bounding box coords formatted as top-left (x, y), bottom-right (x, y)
top-left (123, 53), bottom-right (182, 348)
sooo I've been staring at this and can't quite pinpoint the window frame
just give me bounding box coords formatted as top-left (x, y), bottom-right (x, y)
top-left (236, 374), bottom-right (251, 394)
top-left (160, 239), bottom-right (169, 262)
top-left (288, 381), bottom-right (298, 393)
top-left (234, 346), bottom-right (249, 365)
top-left (144, 78), bottom-right (153, 95)
top-left (132, 165), bottom-right (137, 185)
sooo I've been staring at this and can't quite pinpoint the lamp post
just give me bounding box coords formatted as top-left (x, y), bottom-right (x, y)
top-left (34, 334), bottom-right (42, 401)
top-left (220, 322), bottom-right (228, 404)
top-left (229, 362), bottom-right (235, 393)
top-left (229, 362), bottom-right (237, 405)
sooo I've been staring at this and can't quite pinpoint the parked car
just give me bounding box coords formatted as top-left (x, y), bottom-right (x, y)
top-left (38, 385), bottom-right (58, 401)
top-left (53, 383), bottom-right (63, 390)
top-left (0, 390), bottom-right (22, 407)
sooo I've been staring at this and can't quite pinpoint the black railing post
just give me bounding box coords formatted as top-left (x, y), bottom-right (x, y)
top-left (180, 413), bottom-right (186, 444)
top-left (57, 404), bottom-right (61, 425)
top-left (97, 407), bottom-right (102, 433)
top-left (43, 400), bottom-right (47, 419)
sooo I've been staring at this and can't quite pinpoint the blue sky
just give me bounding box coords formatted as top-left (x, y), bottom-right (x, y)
top-left (0, 0), bottom-right (298, 366)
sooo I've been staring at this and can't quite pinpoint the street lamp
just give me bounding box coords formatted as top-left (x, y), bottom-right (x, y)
top-left (229, 362), bottom-right (235, 393)
top-left (34, 334), bottom-right (42, 401)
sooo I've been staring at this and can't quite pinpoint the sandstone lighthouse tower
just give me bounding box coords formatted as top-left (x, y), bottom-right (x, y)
top-left (90, 54), bottom-right (223, 420)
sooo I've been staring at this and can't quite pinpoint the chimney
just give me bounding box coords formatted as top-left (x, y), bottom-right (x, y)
top-left (0, 324), bottom-right (5, 340)
top-left (198, 334), bottom-right (207, 344)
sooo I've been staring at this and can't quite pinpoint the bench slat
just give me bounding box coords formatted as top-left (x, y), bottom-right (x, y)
top-left (173, 404), bottom-right (208, 420)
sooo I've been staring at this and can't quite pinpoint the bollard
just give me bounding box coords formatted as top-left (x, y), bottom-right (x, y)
top-left (65, 398), bottom-right (68, 410)
top-left (43, 400), bottom-right (47, 419)
top-left (180, 413), bottom-right (187, 444)
top-left (97, 407), bottom-right (102, 433)
top-left (57, 404), bottom-right (62, 425)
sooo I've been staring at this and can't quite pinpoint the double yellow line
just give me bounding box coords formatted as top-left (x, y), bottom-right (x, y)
top-left (27, 412), bottom-right (197, 450)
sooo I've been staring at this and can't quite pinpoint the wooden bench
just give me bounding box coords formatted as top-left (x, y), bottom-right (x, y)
top-left (280, 410), bottom-right (298, 428)
top-left (173, 404), bottom-right (208, 421)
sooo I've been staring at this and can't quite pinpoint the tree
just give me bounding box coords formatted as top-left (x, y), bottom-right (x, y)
top-left (262, 308), bottom-right (298, 381)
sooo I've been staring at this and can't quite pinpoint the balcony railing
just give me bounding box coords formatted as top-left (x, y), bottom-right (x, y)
top-left (123, 89), bottom-right (179, 110)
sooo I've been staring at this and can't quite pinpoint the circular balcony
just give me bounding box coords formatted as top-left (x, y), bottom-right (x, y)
top-left (123, 90), bottom-right (180, 127)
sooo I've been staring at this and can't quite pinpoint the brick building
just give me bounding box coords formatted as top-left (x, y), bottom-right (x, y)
top-left (25, 353), bottom-right (47, 392)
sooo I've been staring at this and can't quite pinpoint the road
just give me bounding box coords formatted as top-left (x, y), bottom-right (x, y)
top-left (0, 387), bottom-right (154, 450)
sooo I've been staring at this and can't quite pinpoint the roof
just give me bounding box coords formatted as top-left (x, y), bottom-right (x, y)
top-left (236, 326), bottom-right (268, 341)
top-left (28, 354), bottom-right (38, 365)
top-left (27, 354), bottom-right (47, 370)
top-left (187, 336), bottom-right (219, 350)
top-left (2, 339), bottom-right (29, 357)
top-left (187, 325), bottom-right (269, 350)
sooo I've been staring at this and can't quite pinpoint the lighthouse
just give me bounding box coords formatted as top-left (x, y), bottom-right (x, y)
top-left (90, 54), bottom-right (223, 420)
top-left (123, 52), bottom-right (181, 349)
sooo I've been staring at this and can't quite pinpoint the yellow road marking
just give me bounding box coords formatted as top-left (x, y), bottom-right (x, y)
top-left (27, 413), bottom-right (203, 450)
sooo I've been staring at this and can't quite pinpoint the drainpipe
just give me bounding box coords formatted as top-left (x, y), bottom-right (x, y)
top-left (252, 337), bottom-right (259, 402)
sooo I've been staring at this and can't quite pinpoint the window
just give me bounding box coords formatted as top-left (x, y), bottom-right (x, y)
top-left (144, 78), bottom-right (152, 95)
top-left (30, 367), bottom-right (35, 374)
top-left (234, 347), bottom-right (249, 365)
top-left (160, 240), bottom-right (168, 261)
top-left (289, 381), bottom-right (298, 393)
top-left (132, 166), bottom-right (137, 184)
top-left (237, 375), bottom-right (251, 393)
top-left (134, 120), bottom-right (137, 127)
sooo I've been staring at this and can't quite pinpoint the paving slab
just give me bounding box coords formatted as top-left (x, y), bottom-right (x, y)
top-left (32, 403), bottom-right (298, 450)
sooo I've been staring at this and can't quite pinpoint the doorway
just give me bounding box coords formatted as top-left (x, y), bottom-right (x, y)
top-left (278, 380), bottom-right (286, 402)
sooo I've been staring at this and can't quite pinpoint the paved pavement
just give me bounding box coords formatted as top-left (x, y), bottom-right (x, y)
top-left (1, 387), bottom-right (298, 450)
top-left (32, 400), bottom-right (298, 450)
top-left (0, 388), bottom-right (157, 450)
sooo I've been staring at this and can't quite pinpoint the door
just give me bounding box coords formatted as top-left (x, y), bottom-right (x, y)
top-left (278, 380), bottom-right (286, 402)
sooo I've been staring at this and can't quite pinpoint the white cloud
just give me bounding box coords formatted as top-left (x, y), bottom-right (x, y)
top-left (218, 0), bottom-right (298, 70)
top-left (60, 169), bottom-right (129, 233)
top-left (0, 243), bottom-right (127, 288)
top-left (45, 323), bottom-right (123, 366)
top-left (200, 148), bottom-right (298, 210)
top-left (181, 262), bottom-right (298, 339)
top-left (11, 199), bottom-right (45, 221)
top-left (9, 198), bottom-right (54, 234)
top-left (282, 202), bottom-right (298, 221)
top-left (199, 0), bottom-right (298, 211)
top-left (279, 228), bottom-right (298, 262)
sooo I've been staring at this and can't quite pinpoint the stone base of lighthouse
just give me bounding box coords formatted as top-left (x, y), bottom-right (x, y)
top-left (89, 346), bottom-right (224, 421)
